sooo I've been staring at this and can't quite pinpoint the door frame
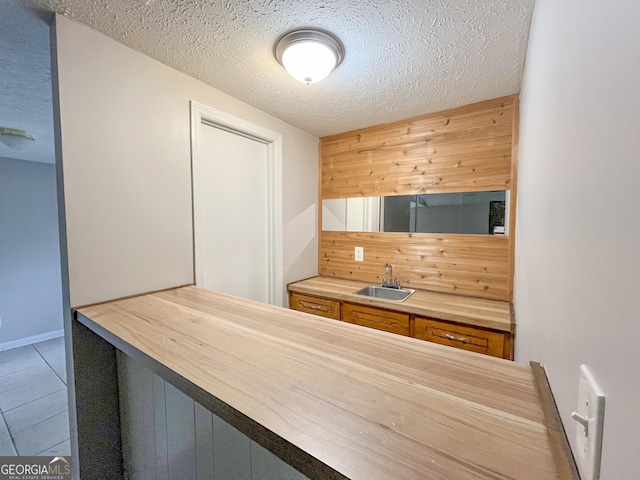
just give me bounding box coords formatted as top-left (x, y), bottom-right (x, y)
top-left (190, 101), bottom-right (283, 306)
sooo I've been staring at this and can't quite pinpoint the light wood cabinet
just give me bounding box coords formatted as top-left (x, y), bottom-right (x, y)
top-left (289, 293), bottom-right (341, 320)
top-left (341, 303), bottom-right (410, 336)
top-left (413, 317), bottom-right (507, 358)
top-left (288, 288), bottom-right (513, 359)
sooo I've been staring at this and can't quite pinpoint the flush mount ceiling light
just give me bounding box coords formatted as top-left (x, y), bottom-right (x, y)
top-left (0, 127), bottom-right (36, 150)
top-left (275, 29), bottom-right (344, 84)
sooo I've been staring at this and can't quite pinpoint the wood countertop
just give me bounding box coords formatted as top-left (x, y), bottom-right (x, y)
top-left (288, 276), bottom-right (514, 333)
top-left (75, 286), bottom-right (564, 480)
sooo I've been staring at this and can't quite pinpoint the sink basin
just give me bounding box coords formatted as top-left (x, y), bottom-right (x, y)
top-left (353, 285), bottom-right (416, 302)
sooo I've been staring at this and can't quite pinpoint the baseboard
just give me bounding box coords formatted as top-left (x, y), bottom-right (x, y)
top-left (0, 329), bottom-right (64, 352)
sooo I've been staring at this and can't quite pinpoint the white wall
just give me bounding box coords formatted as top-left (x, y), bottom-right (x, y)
top-left (515, 1), bottom-right (640, 478)
top-left (0, 158), bottom-right (63, 347)
top-left (54, 16), bottom-right (318, 307)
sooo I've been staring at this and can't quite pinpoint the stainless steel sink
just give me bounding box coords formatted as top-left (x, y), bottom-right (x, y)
top-left (353, 285), bottom-right (416, 302)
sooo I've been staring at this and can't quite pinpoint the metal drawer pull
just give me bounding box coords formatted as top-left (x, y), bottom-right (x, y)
top-left (300, 301), bottom-right (330, 311)
top-left (445, 333), bottom-right (468, 343)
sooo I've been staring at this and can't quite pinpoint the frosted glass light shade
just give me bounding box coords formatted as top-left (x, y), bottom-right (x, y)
top-left (282, 42), bottom-right (337, 83)
top-left (275, 30), bottom-right (344, 84)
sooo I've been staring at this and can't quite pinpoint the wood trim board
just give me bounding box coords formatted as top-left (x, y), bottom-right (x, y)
top-left (530, 362), bottom-right (581, 480)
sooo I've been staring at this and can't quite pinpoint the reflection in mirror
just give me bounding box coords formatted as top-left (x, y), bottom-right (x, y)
top-left (323, 197), bottom-right (382, 232)
top-left (322, 191), bottom-right (509, 235)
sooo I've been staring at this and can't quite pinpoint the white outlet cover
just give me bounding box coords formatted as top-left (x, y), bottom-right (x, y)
top-left (354, 246), bottom-right (364, 262)
top-left (574, 364), bottom-right (605, 480)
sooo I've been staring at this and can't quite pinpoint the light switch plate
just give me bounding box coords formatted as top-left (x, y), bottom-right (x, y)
top-left (573, 364), bottom-right (605, 480)
top-left (354, 246), bottom-right (364, 262)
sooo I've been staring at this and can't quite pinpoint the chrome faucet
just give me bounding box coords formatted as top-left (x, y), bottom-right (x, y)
top-left (382, 264), bottom-right (400, 288)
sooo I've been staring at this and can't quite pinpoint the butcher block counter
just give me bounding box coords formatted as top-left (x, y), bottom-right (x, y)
top-left (73, 285), bottom-right (575, 480)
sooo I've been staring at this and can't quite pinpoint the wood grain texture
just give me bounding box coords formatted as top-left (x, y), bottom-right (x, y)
top-left (413, 317), bottom-right (506, 358)
top-left (321, 96), bottom-right (516, 199)
top-left (290, 293), bottom-right (341, 320)
top-left (287, 276), bottom-right (513, 333)
top-left (289, 277), bottom-right (512, 358)
top-left (320, 231), bottom-right (510, 300)
top-left (318, 96), bottom-right (518, 301)
top-left (341, 303), bottom-right (409, 336)
top-left (77, 286), bottom-right (561, 480)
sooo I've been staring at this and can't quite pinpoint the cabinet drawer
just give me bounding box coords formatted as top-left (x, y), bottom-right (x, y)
top-left (414, 317), bottom-right (506, 358)
top-left (341, 303), bottom-right (409, 336)
top-left (289, 293), bottom-right (341, 320)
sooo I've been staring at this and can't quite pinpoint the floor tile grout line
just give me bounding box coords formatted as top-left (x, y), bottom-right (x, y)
top-left (0, 341), bottom-right (70, 457)
top-left (1, 388), bottom-right (69, 416)
top-left (0, 345), bottom-right (39, 362)
top-left (17, 410), bottom-right (70, 456)
top-left (32, 342), bottom-right (67, 386)
top-left (0, 347), bottom-right (44, 379)
top-left (0, 364), bottom-right (58, 395)
top-left (35, 437), bottom-right (71, 456)
top-left (0, 407), bottom-right (18, 455)
top-left (0, 357), bottom-right (41, 370)
top-left (1, 386), bottom-right (67, 414)
top-left (8, 408), bottom-right (70, 437)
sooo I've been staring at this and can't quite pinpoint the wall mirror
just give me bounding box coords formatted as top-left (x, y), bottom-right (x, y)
top-left (322, 190), bottom-right (509, 235)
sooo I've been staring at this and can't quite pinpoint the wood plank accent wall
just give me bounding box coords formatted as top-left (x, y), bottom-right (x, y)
top-left (320, 232), bottom-right (510, 300)
top-left (319, 96), bottom-right (518, 301)
top-left (321, 96), bottom-right (515, 199)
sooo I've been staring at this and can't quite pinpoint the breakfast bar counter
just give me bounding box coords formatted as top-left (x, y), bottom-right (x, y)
top-left (73, 285), bottom-right (575, 479)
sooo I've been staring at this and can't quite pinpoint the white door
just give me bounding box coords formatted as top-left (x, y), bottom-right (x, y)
top-left (194, 123), bottom-right (269, 303)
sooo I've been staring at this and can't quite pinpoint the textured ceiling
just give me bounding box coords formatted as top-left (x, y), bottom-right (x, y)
top-left (15, 0), bottom-right (534, 138)
top-left (0, 1), bottom-right (54, 164)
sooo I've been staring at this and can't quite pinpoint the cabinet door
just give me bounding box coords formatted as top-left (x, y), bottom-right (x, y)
top-left (341, 303), bottom-right (410, 336)
top-left (289, 293), bottom-right (341, 320)
top-left (414, 317), bottom-right (506, 358)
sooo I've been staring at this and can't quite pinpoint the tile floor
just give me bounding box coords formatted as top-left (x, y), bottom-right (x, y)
top-left (0, 336), bottom-right (71, 456)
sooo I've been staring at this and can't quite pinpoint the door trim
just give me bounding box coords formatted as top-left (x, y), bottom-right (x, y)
top-left (190, 101), bottom-right (283, 307)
